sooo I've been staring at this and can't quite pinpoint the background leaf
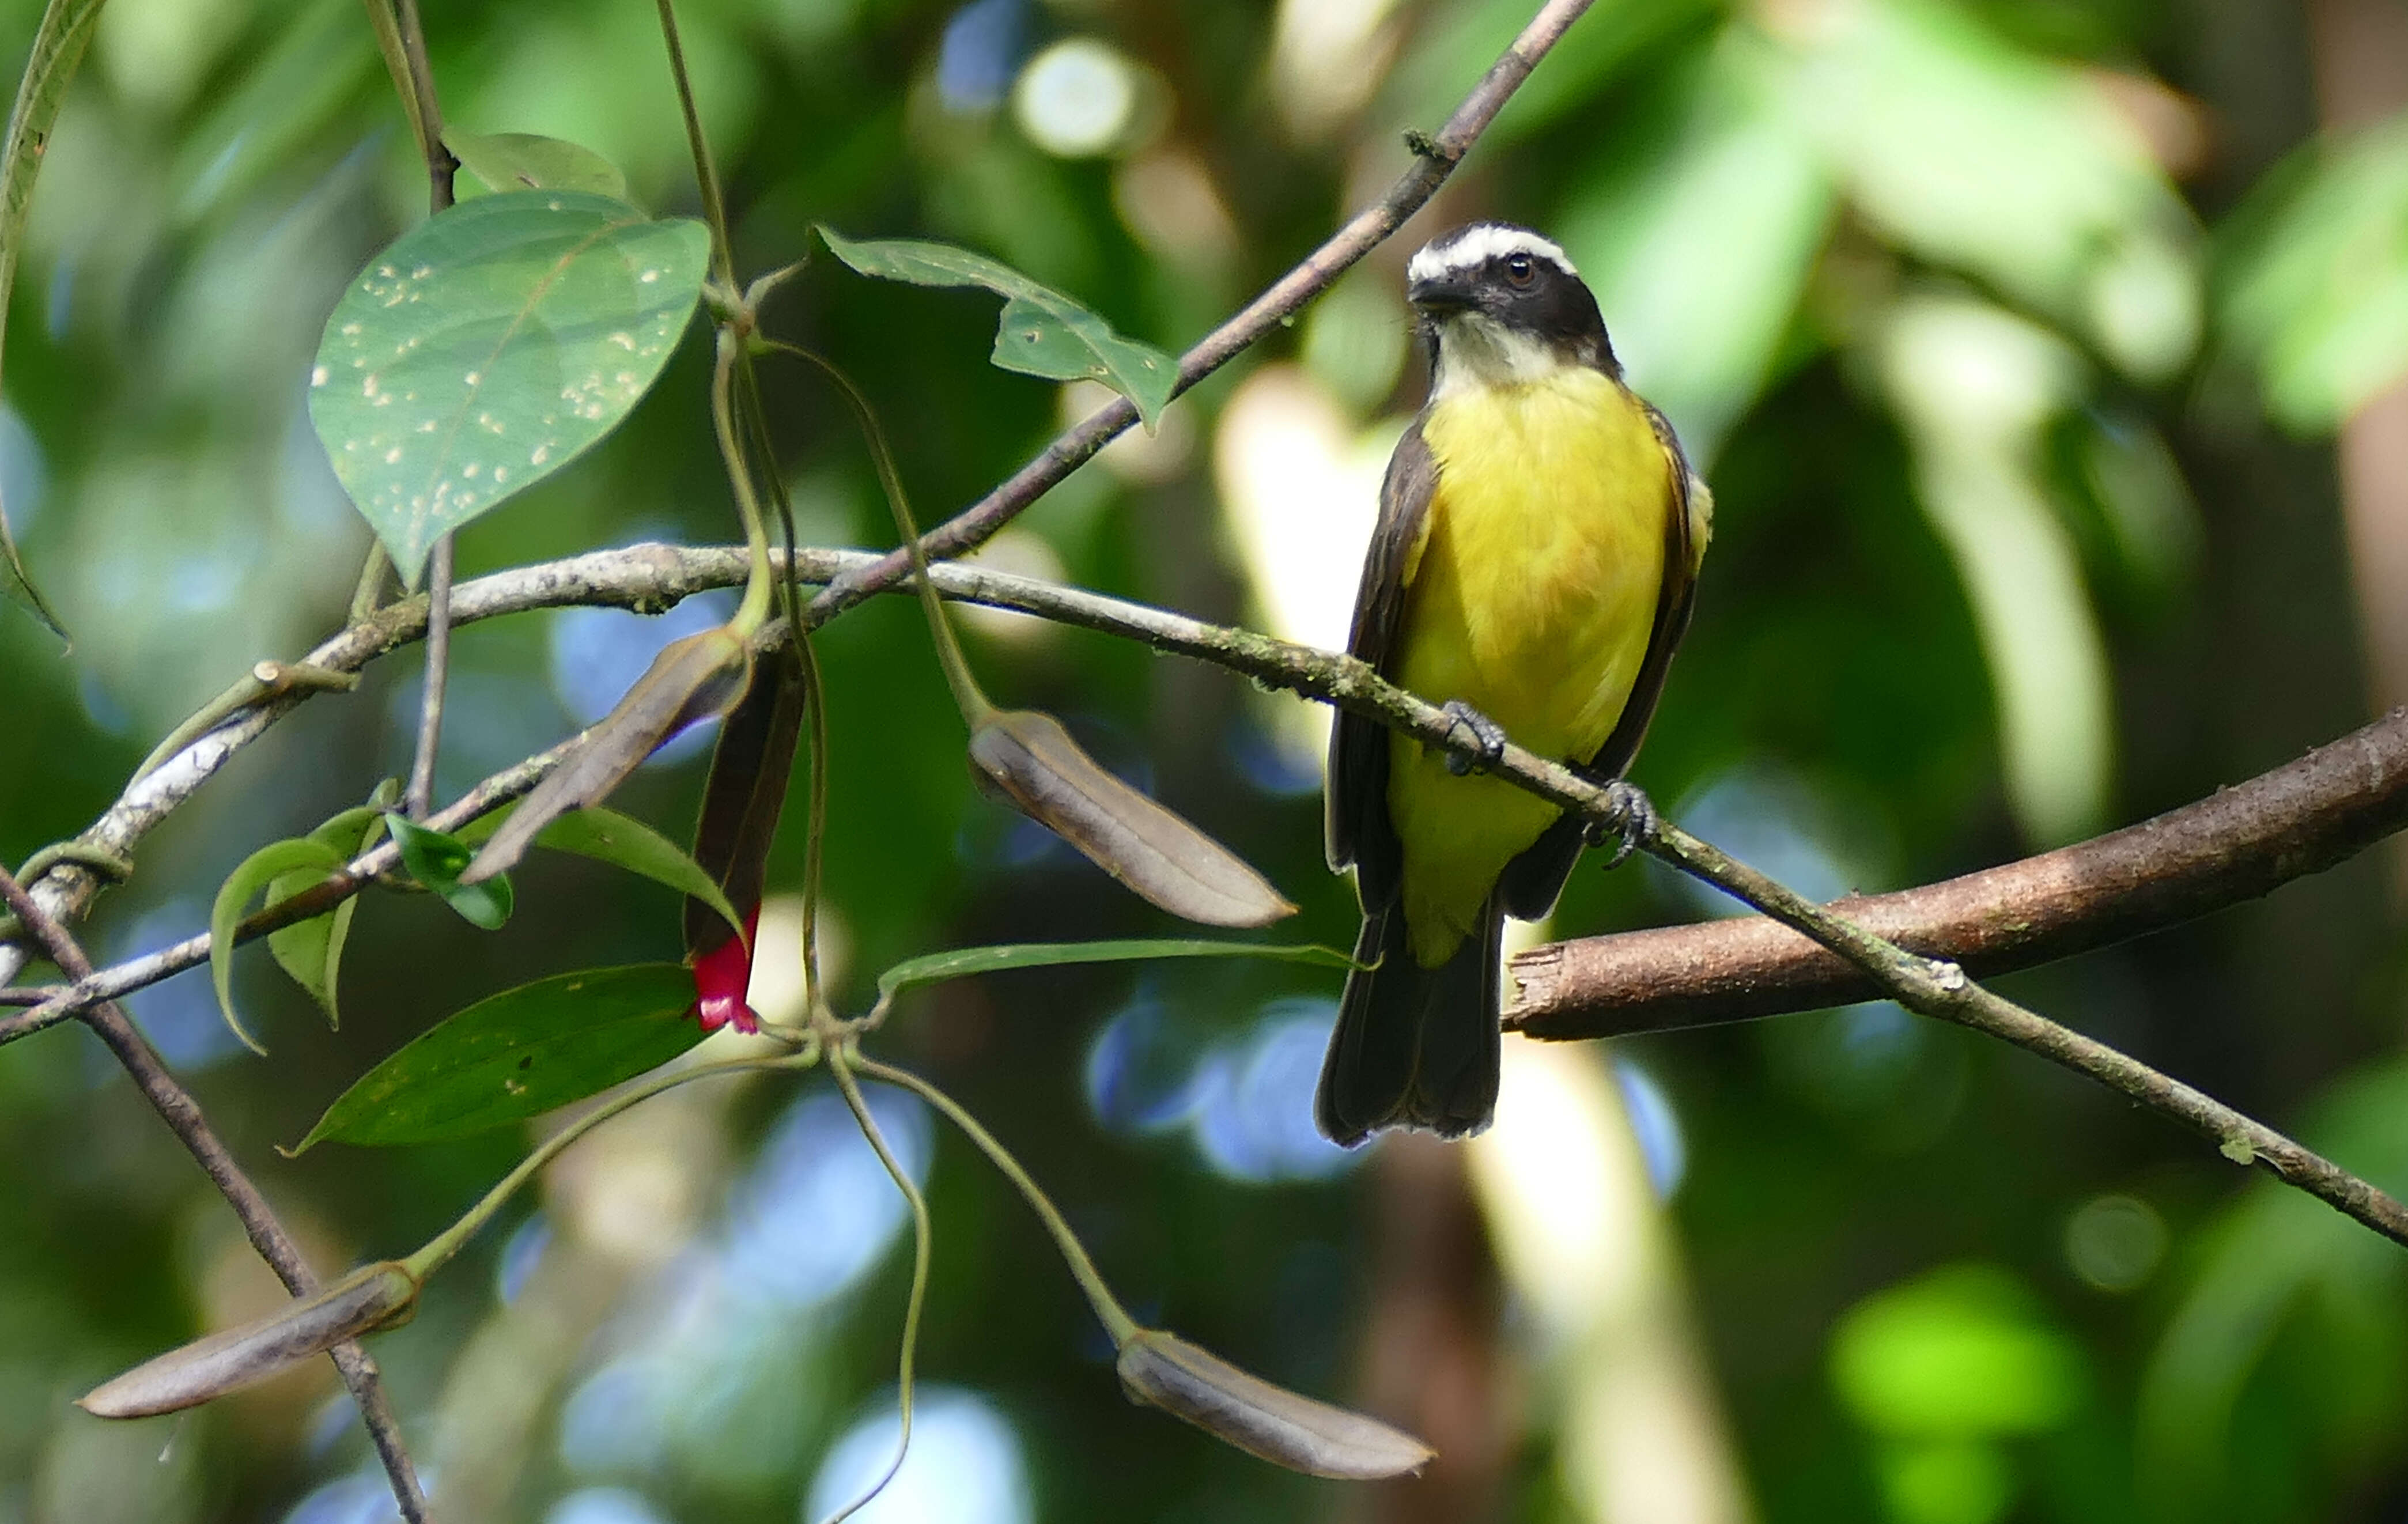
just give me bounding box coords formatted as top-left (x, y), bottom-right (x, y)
top-left (878, 937), bottom-right (1353, 1002)
top-left (445, 130), bottom-right (629, 200)
top-left (0, 0), bottom-right (107, 636)
top-left (819, 228), bottom-right (1177, 427)
top-left (293, 963), bottom-right (705, 1150)
top-left (388, 814), bottom-right (514, 930)
top-left (307, 190), bottom-right (710, 582)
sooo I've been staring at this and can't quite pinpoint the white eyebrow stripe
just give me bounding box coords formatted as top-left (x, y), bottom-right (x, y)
top-left (1406, 225), bottom-right (1577, 284)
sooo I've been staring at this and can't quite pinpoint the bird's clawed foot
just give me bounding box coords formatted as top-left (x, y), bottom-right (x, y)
top-left (1583, 780), bottom-right (1656, 869)
top-left (1438, 700), bottom-right (1508, 776)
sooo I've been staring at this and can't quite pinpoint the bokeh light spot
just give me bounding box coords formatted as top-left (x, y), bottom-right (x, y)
top-left (2063, 1194), bottom-right (2165, 1293)
top-left (804, 1387), bottom-right (1031, 1524)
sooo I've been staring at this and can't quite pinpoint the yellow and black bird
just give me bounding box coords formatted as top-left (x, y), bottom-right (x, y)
top-left (1317, 222), bottom-right (1712, 1145)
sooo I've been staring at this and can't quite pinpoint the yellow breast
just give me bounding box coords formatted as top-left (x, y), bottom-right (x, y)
top-left (1386, 367), bottom-right (1674, 965)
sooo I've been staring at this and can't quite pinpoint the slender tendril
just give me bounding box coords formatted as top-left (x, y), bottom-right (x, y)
top-left (759, 337), bottom-right (996, 725)
top-left (851, 1054), bottom-right (1137, 1345)
top-left (401, 1047), bottom-right (815, 1284)
top-left (653, 0), bottom-right (735, 290)
top-left (731, 355), bottom-right (830, 1007)
top-left (709, 334), bottom-right (780, 637)
top-left (821, 1046), bottom-right (934, 1524)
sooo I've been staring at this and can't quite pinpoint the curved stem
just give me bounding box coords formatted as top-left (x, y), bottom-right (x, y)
top-left (402, 1047), bottom-right (815, 1283)
top-left (653, 0), bottom-right (734, 289)
top-left (850, 1054), bottom-right (1137, 1345)
top-left (760, 338), bottom-right (995, 725)
top-left (731, 354), bottom-right (829, 1005)
top-left (821, 1046), bottom-right (933, 1524)
top-left (710, 334), bottom-right (779, 637)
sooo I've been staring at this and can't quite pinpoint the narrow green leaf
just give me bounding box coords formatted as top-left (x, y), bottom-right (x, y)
top-left (460, 626), bottom-right (753, 884)
top-left (878, 938), bottom-right (1354, 1002)
top-left (293, 963), bottom-right (705, 1150)
top-left (308, 191), bottom-right (711, 582)
top-left (266, 793), bottom-right (395, 1030)
top-left (528, 807), bottom-right (743, 937)
top-left (210, 838), bottom-right (346, 1055)
top-left (388, 814), bottom-right (514, 930)
top-left (445, 130), bottom-right (629, 200)
top-left (0, 0), bottom-right (108, 636)
top-left (818, 228), bottom-right (1178, 428)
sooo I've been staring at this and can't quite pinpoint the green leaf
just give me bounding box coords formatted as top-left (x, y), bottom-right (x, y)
top-left (293, 963), bottom-right (705, 1150)
top-left (878, 938), bottom-right (1354, 1003)
top-left (265, 789), bottom-right (396, 1030)
top-left (0, 0), bottom-right (107, 637)
top-left (819, 228), bottom-right (1178, 428)
top-left (308, 191), bottom-right (711, 583)
top-left (491, 804), bottom-right (744, 937)
top-left (387, 814), bottom-right (514, 930)
top-left (210, 838), bottom-right (346, 1055)
top-left (459, 626), bottom-right (753, 884)
top-left (446, 130), bottom-right (630, 200)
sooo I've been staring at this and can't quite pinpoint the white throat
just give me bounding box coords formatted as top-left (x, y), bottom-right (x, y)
top-left (1428, 314), bottom-right (1572, 400)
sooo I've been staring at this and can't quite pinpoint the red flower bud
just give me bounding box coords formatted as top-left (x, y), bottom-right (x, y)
top-left (690, 903), bottom-right (762, 1035)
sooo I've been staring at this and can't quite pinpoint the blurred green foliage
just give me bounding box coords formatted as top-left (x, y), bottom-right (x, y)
top-left (4, 0), bottom-right (2408, 1521)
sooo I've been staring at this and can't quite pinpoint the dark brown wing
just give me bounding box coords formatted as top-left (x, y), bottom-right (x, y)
top-left (1498, 400), bottom-right (1701, 920)
top-left (1326, 421), bottom-right (1438, 913)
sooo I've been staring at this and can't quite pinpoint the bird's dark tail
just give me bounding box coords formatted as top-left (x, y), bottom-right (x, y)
top-left (1314, 897), bottom-right (1502, 1147)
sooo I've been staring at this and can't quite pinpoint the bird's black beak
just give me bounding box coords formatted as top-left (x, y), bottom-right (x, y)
top-left (1407, 276), bottom-right (1479, 317)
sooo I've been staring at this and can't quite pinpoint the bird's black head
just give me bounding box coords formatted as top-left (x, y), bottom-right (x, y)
top-left (1405, 222), bottom-right (1617, 386)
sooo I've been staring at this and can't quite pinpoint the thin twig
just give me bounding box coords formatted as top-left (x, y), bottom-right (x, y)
top-left (653, 0), bottom-right (735, 289)
top-left (390, 0), bottom-right (455, 819)
top-left (800, 0), bottom-right (1597, 627)
top-left (385, 0), bottom-right (455, 213)
top-left (0, 865), bottom-right (430, 1521)
top-left (407, 536), bottom-right (454, 819)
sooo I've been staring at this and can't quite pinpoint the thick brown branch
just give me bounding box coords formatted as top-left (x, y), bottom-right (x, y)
top-left (1507, 708), bottom-right (2408, 1039)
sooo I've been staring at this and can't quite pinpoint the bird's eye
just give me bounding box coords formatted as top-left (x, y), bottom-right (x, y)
top-left (1503, 254), bottom-right (1535, 286)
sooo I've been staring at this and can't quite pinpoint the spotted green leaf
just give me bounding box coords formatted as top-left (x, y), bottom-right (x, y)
top-left (446, 131), bottom-right (629, 201)
top-left (308, 191), bottom-right (710, 583)
top-left (818, 228), bottom-right (1178, 428)
top-left (292, 963), bottom-right (705, 1150)
top-left (876, 937), bottom-right (1352, 1003)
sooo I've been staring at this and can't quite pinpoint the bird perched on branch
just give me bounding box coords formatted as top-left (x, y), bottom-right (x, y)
top-left (1317, 222), bottom-right (1712, 1145)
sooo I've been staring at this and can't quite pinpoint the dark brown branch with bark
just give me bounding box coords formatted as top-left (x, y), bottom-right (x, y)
top-left (1507, 707), bottom-right (2408, 1039)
